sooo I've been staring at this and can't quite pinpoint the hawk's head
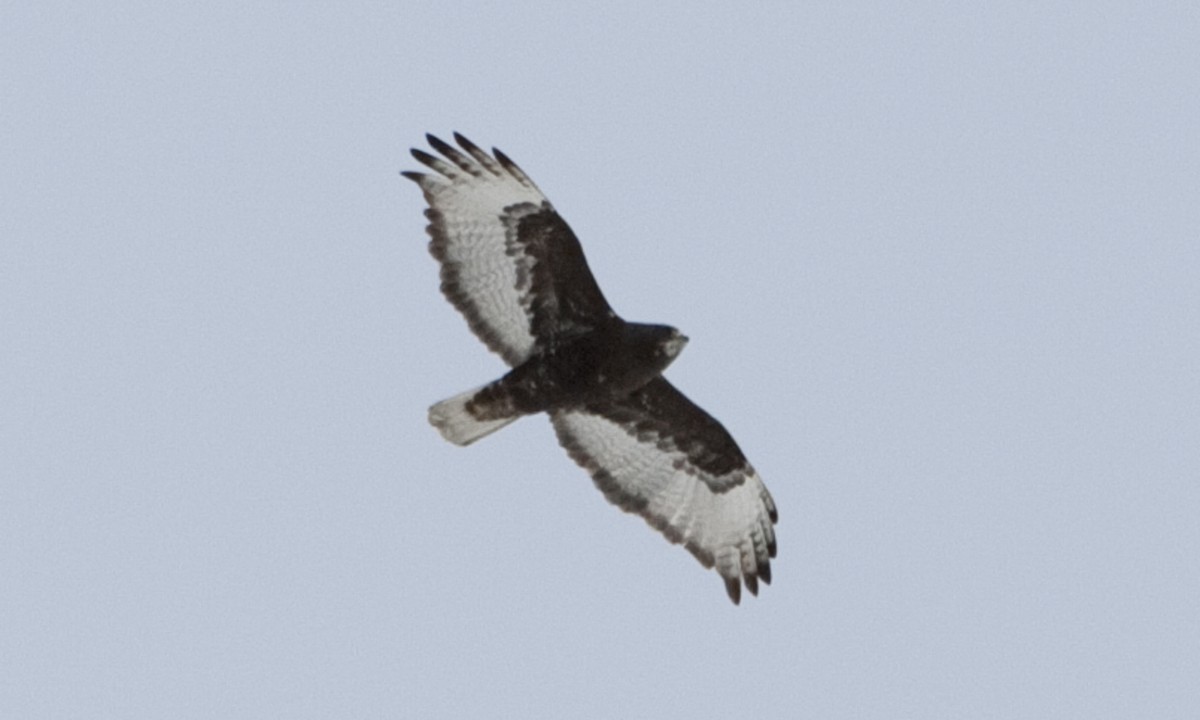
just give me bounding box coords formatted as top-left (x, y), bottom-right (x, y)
top-left (658, 327), bottom-right (689, 364)
top-left (622, 323), bottom-right (688, 377)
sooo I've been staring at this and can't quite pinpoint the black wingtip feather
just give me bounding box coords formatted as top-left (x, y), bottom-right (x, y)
top-left (724, 576), bottom-right (741, 605)
top-left (493, 147), bottom-right (517, 171)
top-left (426, 133), bottom-right (455, 157)
top-left (411, 148), bottom-right (438, 167)
top-left (453, 131), bottom-right (478, 151)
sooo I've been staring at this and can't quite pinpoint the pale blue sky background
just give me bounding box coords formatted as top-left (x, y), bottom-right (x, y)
top-left (3, 2), bottom-right (1198, 718)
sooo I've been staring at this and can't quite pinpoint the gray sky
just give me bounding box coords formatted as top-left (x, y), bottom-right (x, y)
top-left (3, 2), bottom-right (1198, 718)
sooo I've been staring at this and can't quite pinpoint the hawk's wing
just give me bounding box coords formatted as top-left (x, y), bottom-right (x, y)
top-left (551, 377), bottom-right (778, 604)
top-left (403, 134), bottom-right (615, 366)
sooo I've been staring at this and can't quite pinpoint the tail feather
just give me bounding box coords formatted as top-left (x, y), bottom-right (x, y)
top-left (428, 385), bottom-right (519, 446)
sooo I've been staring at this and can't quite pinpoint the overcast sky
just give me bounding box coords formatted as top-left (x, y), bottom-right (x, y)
top-left (3, 2), bottom-right (1198, 718)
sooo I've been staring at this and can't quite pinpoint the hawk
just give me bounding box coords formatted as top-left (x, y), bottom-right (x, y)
top-left (403, 134), bottom-right (777, 603)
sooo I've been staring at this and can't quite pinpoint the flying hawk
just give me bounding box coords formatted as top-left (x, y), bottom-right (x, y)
top-left (403, 134), bottom-right (777, 603)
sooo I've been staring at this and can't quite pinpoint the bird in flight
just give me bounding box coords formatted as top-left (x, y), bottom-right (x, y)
top-left (403, 134), bottom-right (777, 603)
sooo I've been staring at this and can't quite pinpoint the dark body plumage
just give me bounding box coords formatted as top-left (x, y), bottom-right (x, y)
top-left (469, 321), bottom-right (688, 422)
top-left (404, 134), bottom-right (777, 604)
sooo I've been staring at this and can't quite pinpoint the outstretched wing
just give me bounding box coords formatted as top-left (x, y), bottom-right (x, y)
top-left (403, 133), bottom-right (616, 366)
top-left (551, 377), bottom-right (778, 604)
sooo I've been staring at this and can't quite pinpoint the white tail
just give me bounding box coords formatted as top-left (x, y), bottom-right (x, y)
top-left (428, 386), bottom-right (519, 446)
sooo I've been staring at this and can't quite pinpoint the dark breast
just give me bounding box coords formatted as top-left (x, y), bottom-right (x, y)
top-left (498, 320), bottom-right (665, 413)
